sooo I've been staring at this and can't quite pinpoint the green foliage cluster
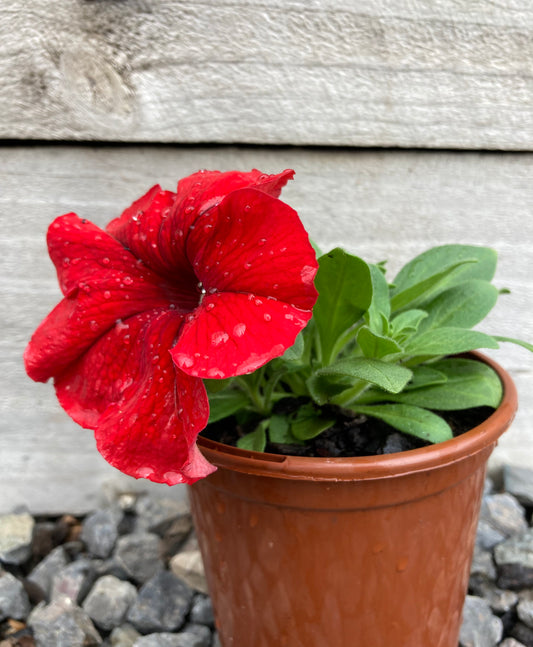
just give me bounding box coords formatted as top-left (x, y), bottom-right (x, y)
top-left (205, 245), bottom-right (532, 452)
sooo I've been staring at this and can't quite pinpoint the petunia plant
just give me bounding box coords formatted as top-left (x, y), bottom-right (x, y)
top-left (25, 168), bottom-right (532, 485)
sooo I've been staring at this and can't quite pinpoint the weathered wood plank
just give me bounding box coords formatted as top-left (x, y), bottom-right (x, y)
top-left (1, 1), bottom-right (533, 148)
top-left (1, 144), bottom-right (532, 514)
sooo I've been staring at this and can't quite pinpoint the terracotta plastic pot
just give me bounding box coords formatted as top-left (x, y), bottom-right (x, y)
top-left (188, 354), bottom-right (518, 647)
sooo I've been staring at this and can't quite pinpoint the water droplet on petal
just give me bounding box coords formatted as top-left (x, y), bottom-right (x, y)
top-left (137, 466), bottom-right (154, 478)
top-left (211, 331), bottom-right (229, 346)
top-left (185, 205), bottom-right (195, 214)
top-left (123, 276), bottom-right (133, 285)
top-left (258, 238), bottom-right (267, 246)
top-left (103, 291), bottom-right (111, 299)
top-left (244, 262), bottom-right (252, 270)
top-left (206, 302), bottom-right (215, 310)
top-left (233, 323), bottom-right (246, 337)
top-left (254, 298), bottom-right (263, 306)
top-left (89, 320), bottom-right (99, 331)
top-left (208, 368), bottom-right (226, 378)
top-left (102, 257), bottom-right (110, 265)
top-left (264, 313), bottom-right (271, 321)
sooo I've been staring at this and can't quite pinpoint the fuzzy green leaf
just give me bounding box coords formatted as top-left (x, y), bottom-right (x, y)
top-left (388, 358), bottom-right (502, 409)
top-left (391, 245), bottom-right (497, 312)
top-left (208, 390), bottom-right (250, 423)
top-left (310, 358), bottom-right (413, 397)
top-left (493, 336), bottom-right (533, 353)
top-left (404, 365), bottom-right (448, 390)
top-left (268, 414), bottom-right (293, 444)
top-left (237, 421), bottom-right (268, 452)
top-left (391, 309), bottom-right (428, 337)
top-left (281, 331), bottom-right (305, 362)
top-left (390, 260), bottom-right (477, 312)
top-left (405, 328), bottom-right (499, 356)
top-left (314, 249), bottom-right (373, 362)
top-left (393, 245), bottom-right (497, 294)
top-left (357, 326), bottom-right (403, 359)
top-left (289, 403), bottom-right (336, 440)
top-left (418, 280), bottom-right (499, 332)
top-left (367, 263), bottom-right (391, 333)
top-left (353, 404), bottom-right (453, 443)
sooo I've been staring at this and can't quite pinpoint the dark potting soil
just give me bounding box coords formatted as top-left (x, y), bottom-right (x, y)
top-left (201, 402), bottom-right (495, 458)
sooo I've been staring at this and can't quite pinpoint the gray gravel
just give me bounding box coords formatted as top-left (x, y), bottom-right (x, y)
top-left (0, 466), bottom-right (532, 647)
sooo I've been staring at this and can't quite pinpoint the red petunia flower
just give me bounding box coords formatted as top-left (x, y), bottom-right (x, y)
top-left (24, 169), bottom-right (318, 485)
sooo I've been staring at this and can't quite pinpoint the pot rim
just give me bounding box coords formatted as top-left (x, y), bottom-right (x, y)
top-left (197, 352), bottom-right (518, 481)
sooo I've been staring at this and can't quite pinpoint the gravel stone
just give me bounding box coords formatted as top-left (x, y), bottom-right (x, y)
top-left (27, 545), bottom-right (68, 599)
top-left (127, 571), bottom-right (193, 633)
top-left (190, 595), bottom-right (214, 627)
top-left (499, 640), bottom-right (528, 647)
top-left (470, 546), bottom-right (497, 580)
top-left (81, 509), bottom-right (123, 559)
top-left (169, 549), bottom-right (207, 594)
top-left (134, 496), bottom-right (191, 537)
top-left (518, 599), bottom-right (533, 629)
top-left (510, 622), bottom-right (533, 647)
top-left (459, 595), bottom-right (503, 647)
top-left (28, 597), bottom-right (102, 647)
top-left (495, 529), bottom-right (533, 589)
top-left (83, 575), bottom-right (137, 631)
top-left (51, 557), bottom-right (96, 603)
top-left (504, 465), bottom-right (533, 507)
top-left (0, 570), bottom-right (31, 620)
top-left (108, 623), bottom-right (141, 647)
top-left (114, 533), bottom-right (163, 584)
top-left (477, 494), bottom-right (528, 550)
top-left (0, 513), bottom-right (34, 565)
top-left (132, 625), bottom-right (211, 647)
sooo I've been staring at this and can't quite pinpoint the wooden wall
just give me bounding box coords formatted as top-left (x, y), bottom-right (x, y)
top-left (1, 0), bottom-right (532, 513)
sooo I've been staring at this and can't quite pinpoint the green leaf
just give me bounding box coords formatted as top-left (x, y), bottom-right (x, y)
top-left (307, 373), bottom-right (352, 405)
top-left (353, 404), bottom-right (453, 443)
top-left (418, 280), bottom-right (499, 332)
top-left (310, 358), bottom-right (413, 396)
top-left (268, 414), bottom-right (293, 444)
top-left (357, 326), bottom-right (403, 359)
top-left (207, 390), bottom-right (250, 423)
top-left (390, 259), bottom-right (477, 312)
top-left (404, 328), bottom-right (499, 356)
top-left (404, 365), bottom-right (447, 390)
top-left (391, 310), bottom-right (428, 337)
top-left (314, 249), bottom-right (373, 363)
top-left (288, 403), bottom-right (336, 441)
top-left (204, 377), bottom-right (234, 394)
top-left (291, 415), bottom-right (336, 441)
top-left (366, 263), bottom-right (391, 333)
top-left (493, 336), bottom-right (533, 353)
top-left (389, 358), bottom-right (502, 409)
top-left (393, 245), bottom-right (497, 296)
top-left (281, 331), bottom-right (305, 362)
top-left (236, 421), bottom-right (268, 452)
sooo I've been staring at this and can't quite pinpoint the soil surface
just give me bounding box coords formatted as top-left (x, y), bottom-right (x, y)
top-left (201, 402), bottom-right (495, 458)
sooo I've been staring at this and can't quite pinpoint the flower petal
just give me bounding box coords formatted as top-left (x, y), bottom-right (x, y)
top-left (25, 214), bottom-right (196, 383)
top-left (172, 292), bottom-right (312, 378)
top-left (186, 188), bottom-right (318, 309)
top-left (106, 171), bottom-right (294, 282)
top-left (106, 185), bottom-right (197, 285)
top-left (175, 168), bottom-right (294, 216)
top-left (55, 309), bottom-right (213, 485)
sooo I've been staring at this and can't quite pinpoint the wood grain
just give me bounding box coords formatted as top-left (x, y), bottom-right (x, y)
top-left (1, 144), bottom-right (532, 514)
top-left (1, 1), bottom-right (532, 148)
